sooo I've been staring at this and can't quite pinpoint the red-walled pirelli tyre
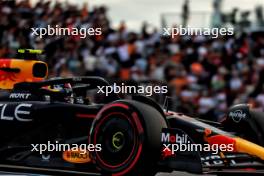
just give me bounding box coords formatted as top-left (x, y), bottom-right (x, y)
top-left (89, 100), bottom-right (168, 176)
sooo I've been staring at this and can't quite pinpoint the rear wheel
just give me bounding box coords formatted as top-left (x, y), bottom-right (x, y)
top-left (89, 100), bottom-right (167, 176)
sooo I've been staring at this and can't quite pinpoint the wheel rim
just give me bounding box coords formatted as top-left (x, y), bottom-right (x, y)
top-left (95, 112), bottom-right (136, 166)
top-left (90, 103), bottom-right (145, 176)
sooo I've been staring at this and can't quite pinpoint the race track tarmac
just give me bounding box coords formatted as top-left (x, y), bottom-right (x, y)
top-left (0, 164), bottom-right (215, 176)
top-left (0, 171), bottom-right (210, 176)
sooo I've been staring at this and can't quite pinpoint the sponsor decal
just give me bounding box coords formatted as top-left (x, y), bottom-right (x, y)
top-left (201, 154), bottom-right (237, 166)
top-left (229, 110), bottom-right (246, 123)
top-left (42, 154), bottom-right (51, 161)
top-left (161, 129), bottom-right (234, 156)
top-left (63, 149), bottom-right (91, 163)
top-left (0, 103), bottom-right (32, 122)
top-left (161, 132), bottom-right (189, 143)
top-left (72, 77), bottom-right (82, 82)
top-left (161, 129), bottom-right (190, 159)
top-left (9, 93), bottom-right (31, 99)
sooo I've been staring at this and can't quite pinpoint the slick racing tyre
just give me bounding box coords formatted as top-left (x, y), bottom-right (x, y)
top-left (89, 100), bottom-right (168, 176)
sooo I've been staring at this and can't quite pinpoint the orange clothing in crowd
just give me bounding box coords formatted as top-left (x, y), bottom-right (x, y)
top-left (96, 34), bottom-right (104, 42)
top-left (170, 77), bottom-right (189, 95)
top-left (191, 62), bottom-right (204, 75)
top-left (81, 3), bottom-right (89, 19)
top-left (127, 44), bottom-right (136, 55)
top-left (120, 68), bottom-right (131, 80)
top-left (171, 53), bottom-right (182, 63)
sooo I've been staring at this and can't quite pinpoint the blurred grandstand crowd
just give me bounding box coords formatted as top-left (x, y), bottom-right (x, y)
top-left (0, 0), bottom-right (264, 121)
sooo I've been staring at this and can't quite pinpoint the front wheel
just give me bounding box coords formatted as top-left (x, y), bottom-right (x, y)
top-left (89, 100), bottom-right (168, 176)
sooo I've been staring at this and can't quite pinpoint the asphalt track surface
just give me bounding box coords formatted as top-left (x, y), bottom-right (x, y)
top-left (0, 162), bottom-right (216, 176)
top-left (0, 164), bottom-right (215, 176)
top-left (0, 171), bottom-right (203, 176)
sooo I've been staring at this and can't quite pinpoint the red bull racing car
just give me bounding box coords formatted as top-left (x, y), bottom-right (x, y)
top-left (0, 50), bottom-right (264, 175)
top-left (0, 77), bottom-right (263, 175)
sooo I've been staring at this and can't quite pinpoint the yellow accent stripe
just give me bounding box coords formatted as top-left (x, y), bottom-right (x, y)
top-left (17, 49), bottom-right (44, 54)
top-left (235, 137), bottom-right (264, 160)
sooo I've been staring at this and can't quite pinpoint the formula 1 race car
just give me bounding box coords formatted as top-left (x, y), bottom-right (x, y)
top-left (0, 76), bottom-right (264, 176)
